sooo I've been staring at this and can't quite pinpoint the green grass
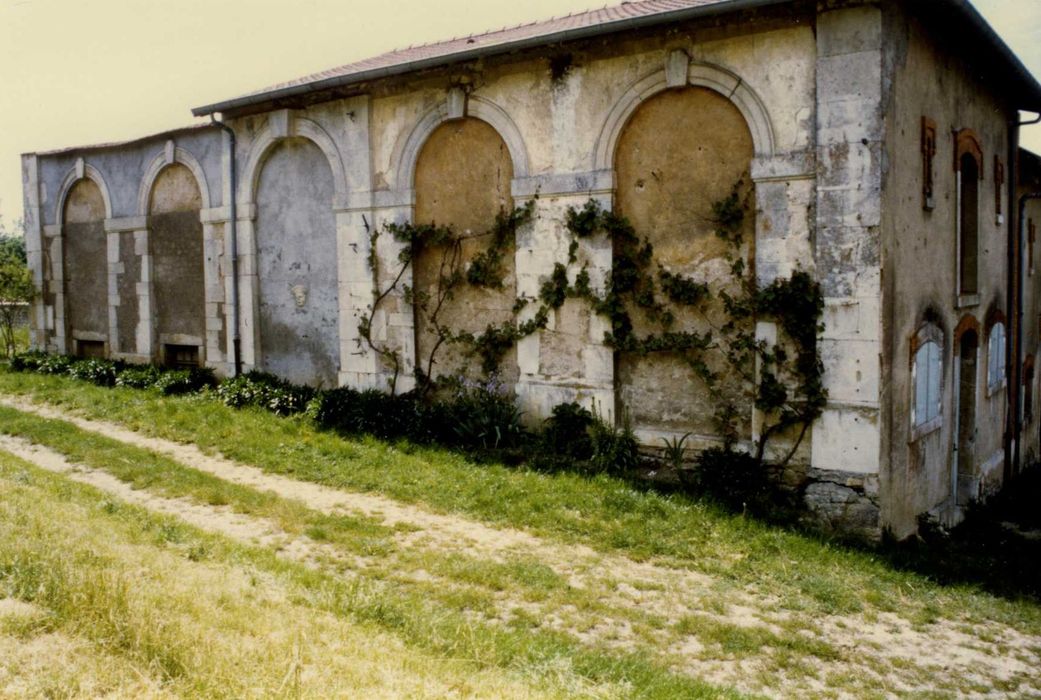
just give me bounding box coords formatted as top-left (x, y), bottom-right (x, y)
top-left (0, 404), bottom-right (394, 559)
top-left (0, 447), bottom-right (739, 699)
top-left (1, 370), bottom-right (1040, 635)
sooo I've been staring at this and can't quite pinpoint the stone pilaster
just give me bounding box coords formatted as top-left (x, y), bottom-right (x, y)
top-left (512, 170), bottom-right (615, 423)
top-left (807, 3), bottom-right (886, 536)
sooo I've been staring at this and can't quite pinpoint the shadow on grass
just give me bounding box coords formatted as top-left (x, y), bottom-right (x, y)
top-left (874, 466), bottom-right (1041, 602)
top-left (350, 425), bottom-right (1041, 603)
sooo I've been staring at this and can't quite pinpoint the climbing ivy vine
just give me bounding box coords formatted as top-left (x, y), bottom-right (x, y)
top-left (360, 181), bottom-right (826, 466)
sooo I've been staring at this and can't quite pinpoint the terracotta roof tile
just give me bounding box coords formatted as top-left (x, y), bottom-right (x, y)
top-left (236, 0), bottom-right (730, 99)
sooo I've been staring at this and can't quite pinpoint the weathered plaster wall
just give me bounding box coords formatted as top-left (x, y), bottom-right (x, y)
top-left (254, 137), bottom-right (340, 387)
top-left (62, 179), bottom-right (108, 349)
top-left (881, 5), bottom-right (1012, 536)
top-left (358, 8), bottom-right (818, 422)
top-left (413, 117), bottom-right (517, 383)
top-left (115, 230), bottom-right (139, 355)
top-left (614, 86), bottom-right (754, 445)
top-left (22, 127), bottom-right (224, 367)
top-left (149, 163), bottom-right (205, 357)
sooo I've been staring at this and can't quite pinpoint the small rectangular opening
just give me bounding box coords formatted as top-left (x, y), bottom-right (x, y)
top-left (76, 340), bottom-right (106, 359)
top-left (164, 344), bottom-right (199, 369)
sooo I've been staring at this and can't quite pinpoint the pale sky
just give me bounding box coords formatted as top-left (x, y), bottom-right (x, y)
top-left (0, 0), bottom-right (1039, 229)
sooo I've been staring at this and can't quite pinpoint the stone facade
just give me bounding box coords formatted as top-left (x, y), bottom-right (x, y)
top-left (20, 0), bottom-right (1041, 538)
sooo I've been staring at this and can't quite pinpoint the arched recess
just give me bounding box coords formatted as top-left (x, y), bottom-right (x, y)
top-left (61, 177), bottom-right (109, 357)
top-left (239, 117), bottom-right (347, 206)
top-left (55, 163), bottom-right (113, 225)
top-left (254, 136), bottom-right (340, 387)
top-left (393, 95), bottom-right (529, 192)
top-left (149, 163), bottom-right (206, 366)
top-left (412, 116), bottom-right (517, 383)
top-left (612, 85), bottom-right (756, 442)
top-left (594, 61), bottom-right (775, 172)
top-left (137, 147), bottom-right (211, 217)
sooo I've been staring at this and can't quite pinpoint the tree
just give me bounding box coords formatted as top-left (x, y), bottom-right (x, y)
top-left (0, 216), bottom-right (33, 357)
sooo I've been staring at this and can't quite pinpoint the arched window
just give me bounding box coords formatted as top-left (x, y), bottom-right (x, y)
top-left (986, 321), bottom-right (1006, 393)
top-left (912, 323), bottom-right (944, 437)
top-left (956, 129), bottom-right (983, 300)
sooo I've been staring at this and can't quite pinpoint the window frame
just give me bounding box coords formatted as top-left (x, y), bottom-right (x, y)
top-left (910, 323), bottom-right (945, 441)
top-left (986, 319), bottom-right (1007, 396)
top-left (955, 129), bottom-right (984, 307)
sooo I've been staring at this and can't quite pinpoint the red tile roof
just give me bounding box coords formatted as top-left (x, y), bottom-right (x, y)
top-left (254, 0), bottom-right (726, 96)
top-left (193, 0), bottom-right (748, 114)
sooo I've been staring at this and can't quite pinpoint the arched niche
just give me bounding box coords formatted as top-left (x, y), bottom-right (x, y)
top-left (149, 163), bottom-right (205, 366)
top-left (594, 61), bottom-right (774, 172)
top-left (412, 116), bottom-right (517, 383)
top-left (394, 96), bottom-right (529, 193)
top-left (613, 86), bottom-right (755, 441)
top-left (62, 178), bottom-right (109, 357)
top-left (254, 136), bottom-right (340, 387)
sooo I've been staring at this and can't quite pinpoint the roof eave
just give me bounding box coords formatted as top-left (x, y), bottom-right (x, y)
top-left (190, 0), bottom-right (791, 117)
top-left (946, 0), bottom-right (1041, 114)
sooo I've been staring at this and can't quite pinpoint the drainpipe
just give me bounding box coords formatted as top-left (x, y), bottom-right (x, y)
top-left (210, 115), bottom-right (242, 376)
top-left (1015, 189), bottom-right (1041, 475)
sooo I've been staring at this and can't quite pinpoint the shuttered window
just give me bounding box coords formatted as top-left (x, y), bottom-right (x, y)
top-left (913, 340), bottom-right (942, 428)
top-left (987, 322), bottom-right (1006, 391)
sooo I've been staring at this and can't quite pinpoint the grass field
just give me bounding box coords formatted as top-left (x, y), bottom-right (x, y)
top-left (1, 368), bottom-right (1039, 698)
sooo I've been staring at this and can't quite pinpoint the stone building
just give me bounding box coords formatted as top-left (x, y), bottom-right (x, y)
top-left (20, 0), bottom-right (1041, 538)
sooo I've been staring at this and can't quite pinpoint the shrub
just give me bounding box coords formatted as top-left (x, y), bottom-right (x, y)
top-left (587, 416), bottom-right (640, 476)
top-left (539, 402), bottom-right (594, 461)
top-left (115, 364), bottom-right (164, 389)
top-left (67, 358), bottom-right (119, 387)
top-left (439, 376), bottom-right (527, 451)
top-left (688, 446), bottom-right (771, 511)
top-left (154, 367), bottom-right (216, 396)
top-left (9, 350), bottom-right (48, 373)
top-left (309, 387), bottom-right (426, 441)
top-left (215, 371), bottom-right (312, 415)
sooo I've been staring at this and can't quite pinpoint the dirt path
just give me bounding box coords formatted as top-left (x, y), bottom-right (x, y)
top-left (0, 434), bottom-right (347, 570)
top-left (2, 395), bottom-right (1039, 699)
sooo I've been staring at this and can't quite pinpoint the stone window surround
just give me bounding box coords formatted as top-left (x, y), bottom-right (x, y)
top-left (955, 128), bottom-right (984, 308)
top-left (921, 116), bottom-right (937, 211)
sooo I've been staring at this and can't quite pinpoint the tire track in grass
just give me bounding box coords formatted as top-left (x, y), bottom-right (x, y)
top-left (0, 434), bottom-right (347, 570)
top-left (2, 395), bottom-right (1040, 698)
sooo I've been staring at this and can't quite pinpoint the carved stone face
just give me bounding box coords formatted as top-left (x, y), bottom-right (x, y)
top-left (290, 284), bottom-right (308, 308)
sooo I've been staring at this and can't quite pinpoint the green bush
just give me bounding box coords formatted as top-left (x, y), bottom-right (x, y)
top-left (115, 364), bottom-right (164, 389)
top-left (67, 358), bottom-right (119, 387)
top-left (309, 387), bottom-right (427, 441)
top-left (587, 417), bottom-right (640, 476)
top-left (215, 371), bottom-right (313, 415)
top-left (539, 402), bottom-right (594, 461)
top-left (153, 367), bottom-right (216, 396)
top-left (687, 446), bottom-right (771, 511)
top-left (439, 377), bottom-right (528, 450)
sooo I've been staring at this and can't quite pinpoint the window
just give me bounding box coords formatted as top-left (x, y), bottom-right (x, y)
top-left (994, 155), bottom-right (1004, 224)
top-left (921, 117), bottom-right (937, 210)
top-left (75, 340), bottom-right (105, 359)
top-left (987, 321), bottom-right (1006, 393)
top-left (955, 129), bottom-right (983, 301)
top-left (164, 344), bottom-right (199, 369)
top-left (913, 338), bottom-right (943, 433)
